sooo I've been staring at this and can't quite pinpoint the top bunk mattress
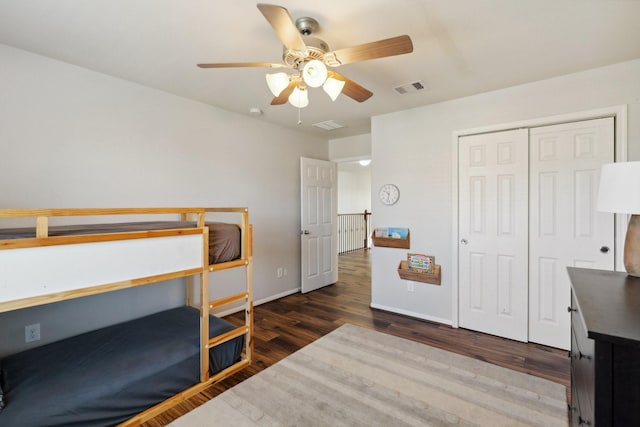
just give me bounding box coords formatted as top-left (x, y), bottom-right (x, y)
top-left (0, 221), bottom-right (240, 264)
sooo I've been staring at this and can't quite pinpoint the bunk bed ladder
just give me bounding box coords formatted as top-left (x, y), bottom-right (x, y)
top-left (180, 208), bottom-right (253, 386)
top-left (206, 208), bottom-right (254, 377)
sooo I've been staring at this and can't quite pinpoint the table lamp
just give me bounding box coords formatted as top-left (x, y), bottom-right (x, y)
top-left (597, 161), bottom-right (640, 276)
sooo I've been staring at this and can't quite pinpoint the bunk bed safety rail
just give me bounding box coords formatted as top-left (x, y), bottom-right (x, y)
top-left (0, 208), bottom-right (209, 314)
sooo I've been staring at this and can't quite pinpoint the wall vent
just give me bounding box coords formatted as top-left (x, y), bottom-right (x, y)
top-left (394, 80), bottom-right (426, 95)
top-left (312, 120), bottom-right (345, 130)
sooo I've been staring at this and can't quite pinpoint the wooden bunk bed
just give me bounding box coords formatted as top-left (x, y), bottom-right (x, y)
top-left (0, 207), bottom-right (253, 426)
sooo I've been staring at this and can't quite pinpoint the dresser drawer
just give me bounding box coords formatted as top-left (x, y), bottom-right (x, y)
top-left (571, 292), bottom-right (595, 426)
top-left (571, 324), bottom-right (594, 426)
top-left (571, 303), bottom-right (594, 358)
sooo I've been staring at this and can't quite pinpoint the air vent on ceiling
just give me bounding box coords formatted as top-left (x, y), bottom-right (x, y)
top-left (312, 120), bottom-right (345, 130)
top-left (394, 80), bottom-right (426, 95)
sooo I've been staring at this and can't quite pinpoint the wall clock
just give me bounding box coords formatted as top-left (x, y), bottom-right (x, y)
top-left (379, 184), bottom-right (400, 205)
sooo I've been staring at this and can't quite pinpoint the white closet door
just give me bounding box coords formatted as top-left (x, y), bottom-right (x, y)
top-left (529, 117), bottom-right (614, 349)
top-left (459, 129), bottom-right (529, 342)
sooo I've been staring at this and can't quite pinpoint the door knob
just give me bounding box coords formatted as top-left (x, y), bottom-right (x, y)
top-left (461, 239), bottom-right (468, 245)
top-left (302, 230), bottom-right (310, 235)
top-left (600, 246), bottom-right (610, 253)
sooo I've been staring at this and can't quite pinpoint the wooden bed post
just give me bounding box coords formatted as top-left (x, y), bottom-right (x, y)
top-left (36, 216), bottom-right (49, 238)
top-left (199, 223), bottom-right (210, 382)
top-left (246, 220), bottom-right (254, 363)
top-left (185, 211), bottom-right (206, 308)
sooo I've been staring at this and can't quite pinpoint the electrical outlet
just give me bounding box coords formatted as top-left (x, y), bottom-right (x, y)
top-left (25, 323), bottom-right (41, 343)
top-left (407, 281), bottom-right (415, 292)
top-left (277, 267), bottom-right (283, 278)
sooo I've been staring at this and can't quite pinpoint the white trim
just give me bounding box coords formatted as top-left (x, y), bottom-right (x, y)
top-left (451, 126), bottom-right (460, 328)
top-left (450, 105), bottom-right (628, 329)
top-left (370, 303), bottom-right (453, 326)
top-left (213, 287), bottom-right (300, 317)
top-left (255, 287), bottom-right (301, 305)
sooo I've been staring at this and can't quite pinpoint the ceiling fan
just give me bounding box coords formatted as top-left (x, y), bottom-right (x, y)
top-left (197, 3), bottom-right (414, 108)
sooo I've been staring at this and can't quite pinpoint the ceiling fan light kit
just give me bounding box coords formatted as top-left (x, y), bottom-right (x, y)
top-left (288, 85), bottom-right (309, 109)
top-left (322, 76), bottom-right (345, 101)
top-left (265, 72), bottom-right (290, 97)
top-left (302, 60), bottom-right (328, 88)
top-left (198, 3), bottom-right (413, 111)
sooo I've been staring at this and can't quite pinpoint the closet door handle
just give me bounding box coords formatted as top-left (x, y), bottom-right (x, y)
top-left (600, 246), bottom-right (610, 253)
top-left (460, 239), bottom-right (468, 245)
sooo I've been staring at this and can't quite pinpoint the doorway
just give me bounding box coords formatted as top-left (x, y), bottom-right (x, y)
top-left (337, 159), bottom-right (372, 253)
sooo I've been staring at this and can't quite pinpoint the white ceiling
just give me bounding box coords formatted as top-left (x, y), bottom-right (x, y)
top-left (1, 1), bottom-right (639, 139)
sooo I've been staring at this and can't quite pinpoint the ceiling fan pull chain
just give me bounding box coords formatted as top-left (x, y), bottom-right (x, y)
top-left (297, 106), bottom-right (302, 125)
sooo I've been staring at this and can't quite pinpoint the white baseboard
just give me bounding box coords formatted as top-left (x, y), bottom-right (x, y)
top-left (213, 287), bottom-right (301, 318)
top-left (369, 303), bottom-right (453, 326)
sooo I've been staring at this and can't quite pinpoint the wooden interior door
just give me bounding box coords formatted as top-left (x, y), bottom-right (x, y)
top-left (300, 157), bottom-right (338, 293)
top-left (458, 129), bottom-right (529, 342)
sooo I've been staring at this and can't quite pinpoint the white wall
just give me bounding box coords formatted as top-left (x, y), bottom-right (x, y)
top-left (332, 133), bottom-right (372, 214)
top-left (371, 59), bottom-right (640, 325)
top-left (0, 44), bottom-right (328, 356)
top-left (329, 134), bottom-right (371, 161)
top-left (337, 168), bottom-right (371, 214)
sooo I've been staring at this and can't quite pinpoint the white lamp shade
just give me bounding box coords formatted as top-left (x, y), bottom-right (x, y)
top-left (265, 72), bottom-right (290, 96)
top-left (322, 77), bottom-right (345, 101)
top-left (302, 60), bottom-right (328, 88)
top-left (288, 86), bottom-right (309, 108)
top-left (597, 161), bottom-right (640, 214)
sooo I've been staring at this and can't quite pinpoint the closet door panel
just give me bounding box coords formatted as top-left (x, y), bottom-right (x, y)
top-left (459, 129), bottom-right (529, 342)
top-left (529, 117), bottom-right (614, 349)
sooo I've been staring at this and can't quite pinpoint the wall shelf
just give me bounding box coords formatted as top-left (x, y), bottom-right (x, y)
top-left (397, 261), bottom-right (441, 285)
top-left (372, 231), bottom-right (410, 249)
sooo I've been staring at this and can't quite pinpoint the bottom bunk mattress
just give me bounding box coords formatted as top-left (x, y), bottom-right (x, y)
top-left (0, 306), bottom-right (244, 427)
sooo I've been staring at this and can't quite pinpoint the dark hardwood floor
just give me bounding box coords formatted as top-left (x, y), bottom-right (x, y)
top-left (144, 249), bottom-right (570, 426)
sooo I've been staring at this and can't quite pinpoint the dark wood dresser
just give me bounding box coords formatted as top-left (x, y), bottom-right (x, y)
top-left (567, 267), bottom-right (640, 426)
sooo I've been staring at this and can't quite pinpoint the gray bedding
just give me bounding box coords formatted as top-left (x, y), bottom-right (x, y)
top-left (0, 306), bottom-right (244, 426)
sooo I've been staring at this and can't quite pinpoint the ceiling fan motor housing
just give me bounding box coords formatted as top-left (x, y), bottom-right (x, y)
top-left (295, 16), bottom-right (319, 36)
top-left (283, 36), bottom-right (329, 68)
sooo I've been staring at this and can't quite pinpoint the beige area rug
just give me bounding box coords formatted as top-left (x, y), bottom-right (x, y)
top-left (170, 324), bottom-right (568, 426)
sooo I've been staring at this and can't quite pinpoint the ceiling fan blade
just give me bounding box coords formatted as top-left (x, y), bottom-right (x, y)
top-left (197, 62), bottom-right (287, 69)
top-left (257, 4), bottom-right (307, 53)
top-left (271, 80), bottom-right (298, 105)
top-left (325, 35), bottom-right (413, 66)
top-left (329, 71), bottom-right (373, 103)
